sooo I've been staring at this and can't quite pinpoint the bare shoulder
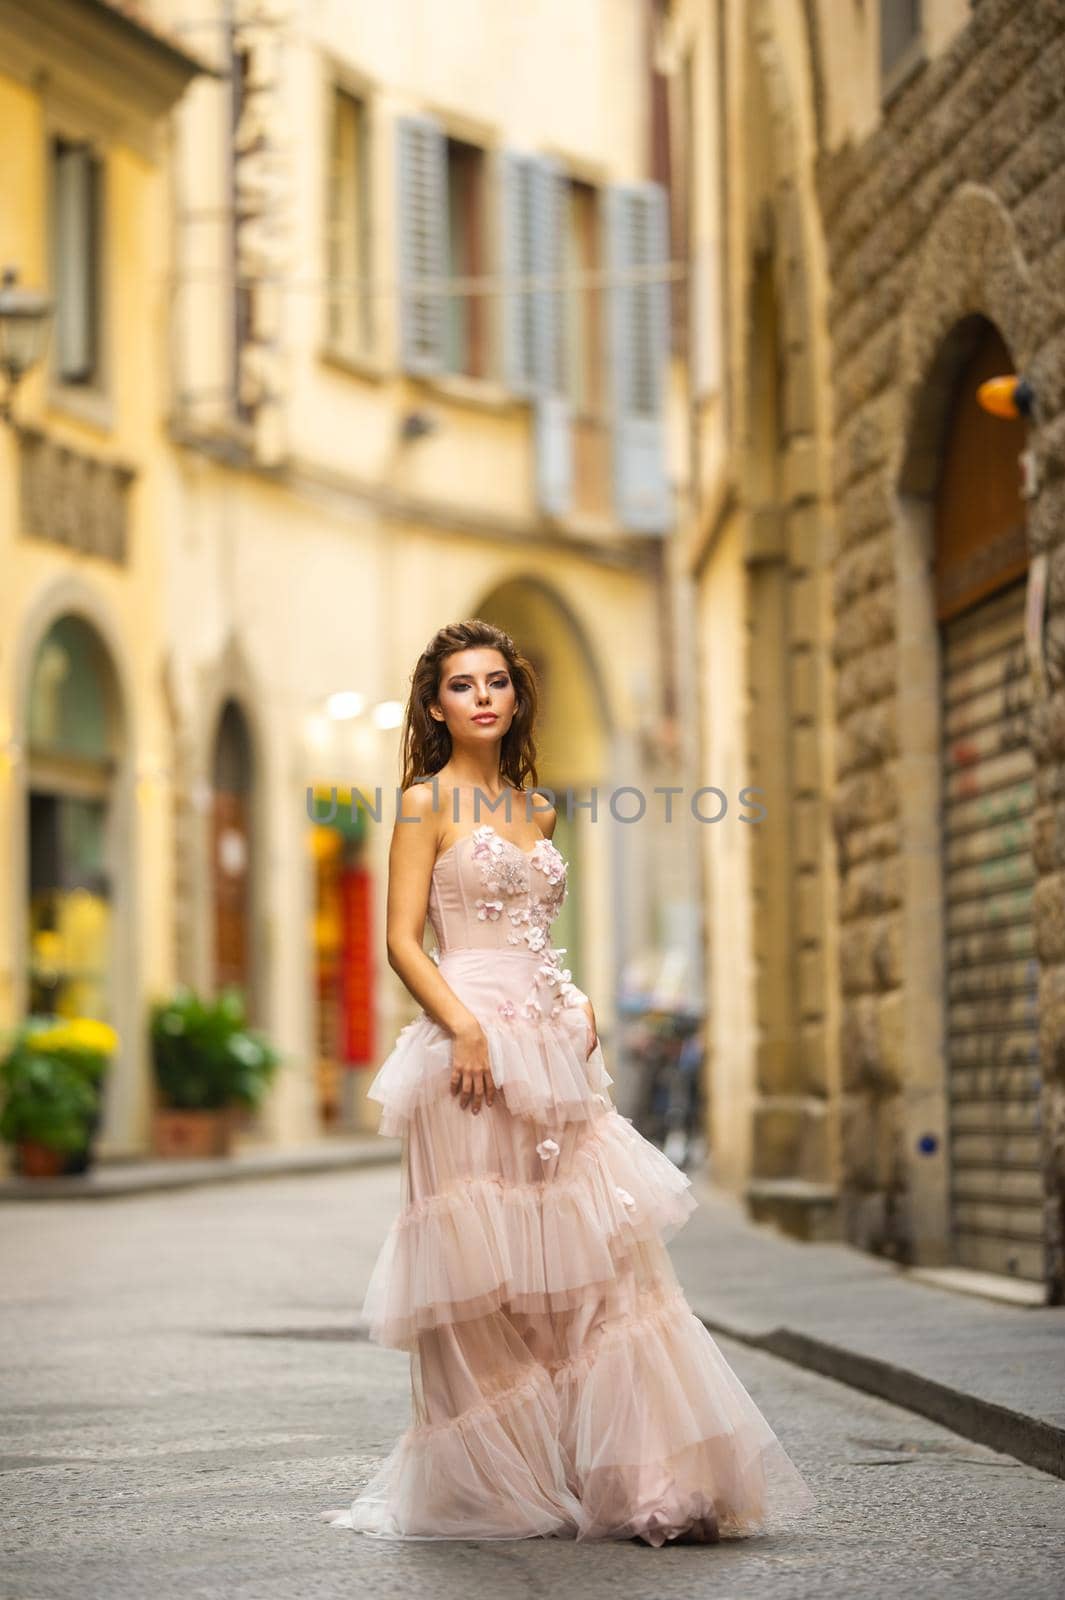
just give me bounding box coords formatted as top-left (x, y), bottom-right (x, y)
top-left (397, 780), bottom-right (442, 823)
top-left (392, 781), bottom-right (443, 861)
top-left (529, 789), bottom-right (558, 841)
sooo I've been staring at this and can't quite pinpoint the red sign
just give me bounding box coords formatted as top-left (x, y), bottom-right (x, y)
top-left (340, 866), bottom-right (374, 1064)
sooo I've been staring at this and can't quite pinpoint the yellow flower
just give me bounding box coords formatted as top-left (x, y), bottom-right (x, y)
top-left (28, 1017), bottom-right (118, 1057)
top-left (72, 1018), bottom-right (118, 1054)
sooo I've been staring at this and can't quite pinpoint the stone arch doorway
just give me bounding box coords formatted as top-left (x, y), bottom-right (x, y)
top-left (897, 312), bottom-right (1042, 1284)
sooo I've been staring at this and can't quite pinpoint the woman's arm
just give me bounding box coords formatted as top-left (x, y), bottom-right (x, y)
top-left (385, 784), bottom-right (495, 1113)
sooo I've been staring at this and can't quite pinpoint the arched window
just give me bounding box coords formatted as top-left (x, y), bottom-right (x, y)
top-left (26, 615), bottom-right (120, 1022)
top-left (211, 699), bottom-right (255, 1001)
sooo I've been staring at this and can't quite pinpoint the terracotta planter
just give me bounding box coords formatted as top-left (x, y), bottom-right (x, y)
top-left (151, 1106), bottom-right (235, 1159)
top-left (17, 1140), bottom-right (69, 1178)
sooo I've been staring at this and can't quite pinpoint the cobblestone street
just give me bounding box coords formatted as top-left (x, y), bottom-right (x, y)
top-left (4, 1165), bottom-right (1064, 1600)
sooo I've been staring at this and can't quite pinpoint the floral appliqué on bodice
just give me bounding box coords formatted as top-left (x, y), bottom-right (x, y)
top-left (431, 823), bottom-right (587, 1027)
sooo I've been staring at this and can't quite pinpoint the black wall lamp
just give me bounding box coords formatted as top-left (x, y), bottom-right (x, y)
top-left (0, 266), bottom-right (53, 425)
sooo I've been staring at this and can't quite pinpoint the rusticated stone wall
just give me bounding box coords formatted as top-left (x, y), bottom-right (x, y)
top-left (815, 0), bottom-right (1065, 1294)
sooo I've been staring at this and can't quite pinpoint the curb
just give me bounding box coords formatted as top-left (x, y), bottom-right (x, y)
top-left (693, 1306), bottom-right (1065, 1482)
top-left (0, 1139), bottom-right (402, 1201)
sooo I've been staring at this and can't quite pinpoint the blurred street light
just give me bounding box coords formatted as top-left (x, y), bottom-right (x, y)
top-left (371, 700), bottom-right (404, 730)
top-left (325, 690), bottom-right (365, 720)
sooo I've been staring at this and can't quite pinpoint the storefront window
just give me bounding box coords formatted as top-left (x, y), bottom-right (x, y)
top-left (309, 789), bottom-right (373, 1126)
top-left (26, 616), bottom-right (117, 1022)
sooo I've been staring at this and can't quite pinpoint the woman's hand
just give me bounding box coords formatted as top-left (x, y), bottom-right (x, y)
top-left (579, 1000), bottom-right (598, 1059)
top-left (450, 1021), bottom-right (495, 1114)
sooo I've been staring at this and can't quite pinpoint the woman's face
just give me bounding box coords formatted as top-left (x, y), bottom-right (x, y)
top-left (433, 648), bottom-right (517, 744)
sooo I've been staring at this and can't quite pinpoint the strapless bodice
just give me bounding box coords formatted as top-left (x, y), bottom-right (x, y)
top-left (428, 823), bottom-right (568, 956)
top-left (370, 819), bottom-right (597, 1119)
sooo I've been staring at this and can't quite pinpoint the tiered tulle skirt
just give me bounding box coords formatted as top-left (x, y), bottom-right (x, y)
top-left (320, 949), bottom-right (815, 1544)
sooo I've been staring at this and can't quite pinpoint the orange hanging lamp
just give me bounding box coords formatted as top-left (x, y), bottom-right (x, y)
top-left (976, 374), bottom-right (1035, 419)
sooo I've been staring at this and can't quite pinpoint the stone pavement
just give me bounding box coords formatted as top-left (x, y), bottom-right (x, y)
top-left (4, 1132), bottom-right (1063, 1484)
top-left (4, 1161), bottom-right (1064, 1600)
top-left (671, 1175), bottom-right (1065, 1481)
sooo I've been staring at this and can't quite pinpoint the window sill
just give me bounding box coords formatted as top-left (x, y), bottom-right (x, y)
top-left (46, 381), bottom-right (114, 435)
top-left (168, 411), bottom-right (259, 466)
top-left (319, 344), bottom-right (387, 384)
top-left (880, 34), bottom-right (928, 109)
top-left (551, 510), bottom-right (619, 541)
top-left (412, 372), bottom-right (526, 416)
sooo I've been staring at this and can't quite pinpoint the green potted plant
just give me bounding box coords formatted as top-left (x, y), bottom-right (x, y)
top-left (0, 1016), bottom-right (117, 1177)
top-left (149, 985), bottom-right (281, 1158)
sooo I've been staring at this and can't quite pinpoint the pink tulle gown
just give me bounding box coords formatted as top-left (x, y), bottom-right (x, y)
top-left (320, 822), bottom-right (814, 1544)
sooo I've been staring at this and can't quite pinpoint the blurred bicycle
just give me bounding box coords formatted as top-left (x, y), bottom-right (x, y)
top-left (617, 996), bottom-right (706, 1170)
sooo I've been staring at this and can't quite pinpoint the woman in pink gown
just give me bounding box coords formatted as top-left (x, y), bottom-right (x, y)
top-left (320, 620), bottom-right (814, 1545)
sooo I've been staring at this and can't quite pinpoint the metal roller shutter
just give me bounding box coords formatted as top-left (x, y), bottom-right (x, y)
top-left (941, 577), bottom-right (1043, 1280)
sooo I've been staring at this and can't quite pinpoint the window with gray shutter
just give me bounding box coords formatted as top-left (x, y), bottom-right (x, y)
top-left (396, 113), bottom-right (448, 375)
top-left (501, 151), bottom-right (539, 395)
top-left (502, 152), bottom-right (570, 396)
top-left (53, 139), bottom-right (101, 386)
top-left (532, 155), bottom-right (565, 397)
top-left (606, 181), bottom-right (670, 533)
top-left (533, 156), bottom-right (571, 516)
top-left (502, 151), bottom-right (572, 515)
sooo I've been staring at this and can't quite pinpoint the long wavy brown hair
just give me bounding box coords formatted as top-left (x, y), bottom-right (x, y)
top-left (398, 620), bottom-right (540, 794)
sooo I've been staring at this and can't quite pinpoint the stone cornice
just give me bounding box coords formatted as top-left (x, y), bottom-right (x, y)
top-left (0, 0), bottom-right (212, 140)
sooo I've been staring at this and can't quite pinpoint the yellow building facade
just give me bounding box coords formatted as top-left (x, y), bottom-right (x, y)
top-left (0, 0), bottom-right (204, 1165)
top-left (157, 0), bottom-right (686, 1145)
